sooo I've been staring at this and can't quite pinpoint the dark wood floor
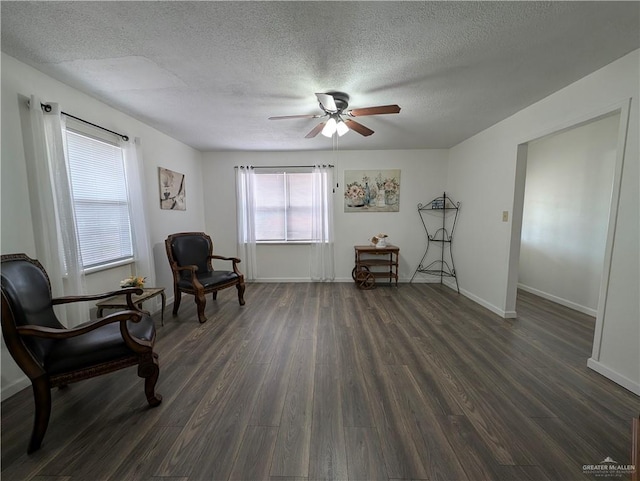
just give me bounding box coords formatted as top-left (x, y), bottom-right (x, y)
top-left (2, 283), bottom-right (638, 481)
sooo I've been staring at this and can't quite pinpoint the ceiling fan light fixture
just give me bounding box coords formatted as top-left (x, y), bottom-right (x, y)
top-left (336, 118), bottom-right (349, 137)
top-left (321, 117), bottom-right (337, 137)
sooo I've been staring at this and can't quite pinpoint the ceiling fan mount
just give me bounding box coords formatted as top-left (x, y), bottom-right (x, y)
top-left (269, 91), bottom-right (401, 138)
top-left (320, 91), bottom-right (349, 113)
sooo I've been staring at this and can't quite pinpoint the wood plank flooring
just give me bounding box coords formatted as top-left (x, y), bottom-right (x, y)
top-left (2, 283), bottom-right (638, 481)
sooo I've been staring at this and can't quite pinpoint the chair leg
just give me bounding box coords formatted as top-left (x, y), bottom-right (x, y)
top-left (237, 281), bottom-right (246, 306)
top-left (138, 352), bottom-right (162, 407)
top-left (172, 290), bottom-right (182, 315)
top-left (212, 291), bottom-right (218, 300)
top-left (28, 377), bottom-right (51, 454)
top-left (195, 291), bottom-right (207, 323)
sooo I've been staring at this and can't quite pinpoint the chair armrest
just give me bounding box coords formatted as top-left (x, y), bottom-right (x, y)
top-left (173, 264), bottom-right (204, 290)
top-left (209, 255), bottom-right (241, 263)
top-left (17, 310), bottom-right (144, 339)
top-left (208, 255), bottom-right (243, 276)
top-left (52, 288), bottom-right (144, 305)
top-left (17, 310), bottom-right (153, 352)
top-left (171, 265), bottom-right (198, 279)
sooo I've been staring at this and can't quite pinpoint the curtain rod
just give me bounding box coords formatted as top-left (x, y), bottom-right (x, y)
top-left (235, 164), bottom-right (334, 169)
top-left (40, 103), bottom-right (129, 141)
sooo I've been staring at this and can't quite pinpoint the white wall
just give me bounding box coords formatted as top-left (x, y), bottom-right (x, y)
top-left (202, 149), bottom-right (448, 282)
top-left (447, 50), bottom-right (639, 394)
top-left (519, 113), bottom-right (619, 315)
top-left (1, 53), bottom-right (206, 400)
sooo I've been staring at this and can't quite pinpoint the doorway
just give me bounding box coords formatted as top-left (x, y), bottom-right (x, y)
top-left (506, 101), bottom-right (629, 336)
top-left (517, 112), bottom-right (620, 316)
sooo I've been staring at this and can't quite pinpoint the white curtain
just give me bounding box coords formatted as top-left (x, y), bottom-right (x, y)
top-left (121, 137), bottom-right (156, 288)
top-left (235, 166), bottom-right (258, 280)
top-left (310, 164), bottom-right (335, 281)
top-left (26, 96), bottom-right (88, 326)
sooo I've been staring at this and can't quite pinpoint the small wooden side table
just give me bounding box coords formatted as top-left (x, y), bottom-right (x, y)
top-left (353, 245), bottom-right (400, 289)
top-left (96, 287), bottom-right (166, 326)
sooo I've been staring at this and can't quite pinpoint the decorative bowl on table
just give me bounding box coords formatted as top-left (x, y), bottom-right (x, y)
top-left (371, 233), bottom-right (388, 248)
top-left (120, 276), bottom-right (146, 288)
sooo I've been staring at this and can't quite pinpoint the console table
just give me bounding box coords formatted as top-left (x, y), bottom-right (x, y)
top-left (95, 287), bottom-right (166, 326)
top-left (352, 245), bottom-right (399, 289)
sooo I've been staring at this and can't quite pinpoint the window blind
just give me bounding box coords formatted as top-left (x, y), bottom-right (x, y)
top-left (65, 129), bottom-right (133, 269)
top-left (254, 171), bottom-right (313, 241)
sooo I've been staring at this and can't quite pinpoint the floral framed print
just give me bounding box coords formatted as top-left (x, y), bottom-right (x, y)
top-left (159, 167), bottom-right (186, 210)
top-left (344, 169), bottom-right (400, 212)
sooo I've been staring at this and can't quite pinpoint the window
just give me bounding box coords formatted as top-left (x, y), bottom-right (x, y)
top-left (65, 127), bottom-right (134, 269)
top-left (254, 171), bottom-right (313, 242)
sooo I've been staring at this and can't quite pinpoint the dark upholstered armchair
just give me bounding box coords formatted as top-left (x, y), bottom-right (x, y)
top-left (165, 232), bottom-right (245, 324)
top-left (0, 254), bottom-right (162, 453)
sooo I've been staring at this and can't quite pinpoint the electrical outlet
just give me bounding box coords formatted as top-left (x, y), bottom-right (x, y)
top-left (502, 211), bottom-right (509, 222)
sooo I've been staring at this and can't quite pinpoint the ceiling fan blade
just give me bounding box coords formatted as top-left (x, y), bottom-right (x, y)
top-left (344, 119), bottom-right (374, 137)
top-left (347, 104), bottom-right (401, 117)
top-left (316, 93), bottom-right (337, 112)
top-left (305, 121), bottom-right (326, 138)
top-left (269, 114), bottom-right (322, 120)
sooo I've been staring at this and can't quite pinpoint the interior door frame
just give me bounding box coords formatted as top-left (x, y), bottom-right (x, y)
top-left (506, 99), bottom-right (631, 357)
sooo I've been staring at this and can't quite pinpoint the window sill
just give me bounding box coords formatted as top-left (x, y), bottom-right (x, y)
top-left (256, 240), bottom-right (313, 246)
top-left (256, 241), bottom-right (332, 246)
top-left (84, 257), bottom-right (135, 275)
top-left (257, 241), bottom-right (312, 246)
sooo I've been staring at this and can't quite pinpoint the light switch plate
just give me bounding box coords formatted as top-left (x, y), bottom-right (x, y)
top-left (502, 211), bottom-right (509, 222)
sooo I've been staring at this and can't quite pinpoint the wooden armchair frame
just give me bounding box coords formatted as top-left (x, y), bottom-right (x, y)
top-left (1, 253), bottom-right (162, 453)
top-left (165, 232), bottom-right (245, 324)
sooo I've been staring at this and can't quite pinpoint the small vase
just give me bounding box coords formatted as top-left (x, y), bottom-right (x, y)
top-left (376, 191), bottom-right (386, 207)
top-left (385, 191), bottom-right (398, 205)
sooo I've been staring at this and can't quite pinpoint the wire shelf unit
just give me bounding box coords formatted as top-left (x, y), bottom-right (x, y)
top-left (410, 192), bottom-right (460, 292)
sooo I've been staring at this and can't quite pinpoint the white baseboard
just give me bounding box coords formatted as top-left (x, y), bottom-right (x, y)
top-left (405, 277), bottom-right (441, 284)
top-left (410, 277), bottom-right (517, 319)
top-left (518, 283), bottom-right (597, 317)
top-left (254, 277), bottom-right (434, 284)
top-left (587, 358), bottom-right (640, 396)
top-left (1, 376), bottom-right (30, 402)
top-left (455, 284), bottom-right (517, 318)
top-left (252, 277), bottom-right (315, 283)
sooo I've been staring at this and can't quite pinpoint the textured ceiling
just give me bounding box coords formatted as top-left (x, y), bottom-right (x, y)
top-left (2, 1), bottom-right (639, 152)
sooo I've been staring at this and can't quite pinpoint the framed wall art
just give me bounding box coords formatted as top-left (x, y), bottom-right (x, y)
top-left (159, 167), bottom-right (186, 210)
top-left (344, 169), bottom-right (400, 213)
